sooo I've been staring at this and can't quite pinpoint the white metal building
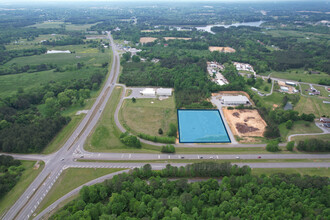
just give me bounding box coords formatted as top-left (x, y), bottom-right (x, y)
top-left (156, 88), bottom-right (172, 96)
top-left (140, 88), bottom-right (156, 96)
top-left (285, 81), bottom-right (296, 86)
top-left (221, 95), bottom-right (250, 105)
top-left (280, 86), bottom-right (289, 92)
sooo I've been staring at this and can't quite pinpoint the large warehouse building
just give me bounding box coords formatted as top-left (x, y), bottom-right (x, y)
top-left (156, 88), bottom-right (172, 96)
top-left (221, 95), bottom-right (250, 105)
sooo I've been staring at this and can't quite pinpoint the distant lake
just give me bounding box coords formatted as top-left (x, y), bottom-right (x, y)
top-left (196, 21), bottom-right (264, 34)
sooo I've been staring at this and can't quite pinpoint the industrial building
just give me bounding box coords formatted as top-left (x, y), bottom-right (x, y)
top-left (140, 88), bottom-right (156, 96)
top-left (285, 81), bottom-right (297, 87)
top-left (140, 88), bottom-right (172, 96)
top-left (221, 95), bottom-right (250, 105)
top-left (280, 86), bottom-right (289, 92)
top-left (156, 88), bottom-right (172, 96)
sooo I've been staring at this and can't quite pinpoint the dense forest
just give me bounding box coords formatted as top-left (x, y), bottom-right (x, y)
top-left (0, 155), bottom-right (24, 199)
top-left (51, 162), bottom-right (329, 219)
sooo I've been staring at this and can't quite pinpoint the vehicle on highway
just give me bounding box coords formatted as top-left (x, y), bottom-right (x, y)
top-left (236, 156), bottom-right (240, 159)
top-left (61, 158), bottom-right (64, 161)
top-left (200, 156), bottom-right (203, 159)
top-left (181, 156), bottom-right (184, 159)
top-left (258, 156), bottom-right (261, 159)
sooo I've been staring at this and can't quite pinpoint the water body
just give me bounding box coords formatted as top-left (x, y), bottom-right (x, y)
top-left (177, 109), bottom-right (231, 143)
top-left (196, 21), bottom-right (264, 34)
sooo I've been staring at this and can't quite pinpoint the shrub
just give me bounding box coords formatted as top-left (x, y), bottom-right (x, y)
top-left (158, 128), bottom-right (163, 135)
top-left (227, 106), bottom-right (234, 110)
top-left (286, 141), bottom-right (295, 151)
top-left (138, 133), bottom-right (175, 144)
top-left (161, 145), bottom-right (175, 153)
top-left (167, 123), bottom-right (177, 137)
top-left (297, 139), bottom-right (330, 152)
top-left (266, 141), bottom-right (280, 152)
top-left (285, 120), bottom-right (293, 129)
top-left (120, 132), bottom-right (141, 148)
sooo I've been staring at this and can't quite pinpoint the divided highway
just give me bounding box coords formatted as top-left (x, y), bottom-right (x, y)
top-left (3, 32), bottom-right (330, 220)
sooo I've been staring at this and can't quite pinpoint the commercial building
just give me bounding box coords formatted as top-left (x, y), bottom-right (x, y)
top-left (285, 81), bottom-right (297, 86)
top-left (140, 88), bottom-right (156, 96)
top-left (156, 88), bottom-right (172, 96)
top-left (221, 95), bottom-right (250, 105)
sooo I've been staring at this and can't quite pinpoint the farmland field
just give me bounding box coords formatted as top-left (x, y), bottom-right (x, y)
top-left (294, 95), bottom-right (330, 117)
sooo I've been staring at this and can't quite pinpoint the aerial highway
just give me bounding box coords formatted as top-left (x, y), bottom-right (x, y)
top-left (2, 32), bottom-right (330, 220)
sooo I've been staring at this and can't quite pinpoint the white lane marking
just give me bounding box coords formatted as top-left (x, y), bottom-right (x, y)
top-left (129, 154), bottom-right (131, 159)
top-left (121, 154), bottom-right (124, 158)
top-left (217, 155), bottom-right (219, 159)
top-left (158, 155), bottom-right (160, 159)
top-left (168, 155), bottom-right (170, 159)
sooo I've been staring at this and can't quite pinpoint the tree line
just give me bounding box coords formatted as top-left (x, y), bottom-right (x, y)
top-left (51, 162), bottom-right (329, 219)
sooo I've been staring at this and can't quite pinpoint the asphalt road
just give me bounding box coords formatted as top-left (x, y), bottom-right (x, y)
top-left (2, 32), bottom-right (330, 220)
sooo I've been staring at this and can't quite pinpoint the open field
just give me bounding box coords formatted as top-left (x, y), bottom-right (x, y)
top-left (223, 108), bottom-right (267, 143)
top-left (28, 21), bottom-right (100, 32)
top-left (85, 87), bottom-right (160, 153)
top-left (252, 167), bottom-right (330, 177)
top-left (164, 37), bottom-right (191, 41)
top-left (294, 95), bottom-right (330, 118)
top-left (119, 97), bottom-right (177, 137)
top-left (269, 70), bottom-right (329, 84)
top-left (36, 168), bottom-right (124, 214)
top-left (291, 133), bottom-right (330, 142)
top-left (208, 46), bottom-right (236, 53)
top-left (265, 29), bottom-right (330, 44)
top-left (0, 161), bottom-right (44, 217)
top-left (261, 92), bottom-right (286, 108)
top-left (279, 120), bottom-right (323, 141)
top-left (139, 37), bottom-right (158, 44)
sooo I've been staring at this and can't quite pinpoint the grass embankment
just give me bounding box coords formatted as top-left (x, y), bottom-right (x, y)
top-left (85, 87), bottom-right (161, 153)
top-left (0, 161), bottom-right (44, 217)
top-left (119, 97), bottom-right (177, 137)
top-left (279, 120), bottom-right (323, 141)
top-left (252, 168), bottom-right (330, 177)
top-left (36, 168), bottom-right (124, 214)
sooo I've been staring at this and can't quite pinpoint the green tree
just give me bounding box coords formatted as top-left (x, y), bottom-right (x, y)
top-left (266, 141), bottom-right (280, 152)
top-left (158, 128), bottom-right (163, 135)
top-left (286, 141), bottom-right (295, 151)
top-left (285, 120), bottom-right (293, 129)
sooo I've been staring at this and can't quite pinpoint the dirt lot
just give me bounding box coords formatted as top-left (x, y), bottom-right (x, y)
top-left (209, 46), bottom-right (236, 53)
top-left (223, 108), bottom-right (267, 142)
top-left (164, 37), bottom-right (191, 41)
top-left (140, 37), bottom-right (158, 44)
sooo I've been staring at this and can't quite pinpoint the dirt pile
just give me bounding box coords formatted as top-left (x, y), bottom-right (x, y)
top-left (235, 123), bottom-right (259, 133)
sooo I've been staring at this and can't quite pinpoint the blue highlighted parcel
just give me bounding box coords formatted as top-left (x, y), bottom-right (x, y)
top-left (177, 109), bottom-right (231, 143)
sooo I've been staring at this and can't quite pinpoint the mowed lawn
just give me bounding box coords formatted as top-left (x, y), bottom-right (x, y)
top-left (0, 161), bottom-right (44, 217)
top-left (119, 97), bottom-right (177, 136)
top-left (279, 120), bottom-right (323, 141)
top-left (294, 95), bottom-right (330, 117)
top-left (36, 168), bottom-right (124, 214)
top-left (85, 87), bottom-right (160, 153)
top-left (271, 70), bottom-right (329, 84)
top-left (291, 134), bottom-right (330, 142)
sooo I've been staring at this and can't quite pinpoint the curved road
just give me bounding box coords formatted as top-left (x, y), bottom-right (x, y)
top-left (2, 33), bottom-right (330, 220)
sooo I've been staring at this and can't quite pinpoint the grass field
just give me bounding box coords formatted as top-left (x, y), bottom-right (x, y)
top-left (119, 97), bottom-right (177, 136)
top-left (85, 87), bottom-right (161, 153)
top-left (252, 167), bottom-right (330, 177)
top-left (294, 95), bottom-right (330, 117)
top-left (262, 92), bottom-right (286, 108)
top-left (269, 70), bottom-right (329, 84)
top-left (265, 29), bottom-right (330, 44)
top-left (0, 161), bottom-right (44, 217)
top-left (291, 134), bottom-right (330, 142)
top-left (28, 21), bottom-right (100, 32)
top-left (36, 168), bottom-right (124, 214)
top-left (279, 120), bottom-right (322, 141)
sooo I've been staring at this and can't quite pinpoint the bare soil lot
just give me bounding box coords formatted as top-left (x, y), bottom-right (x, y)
top-left (140, 37), bottom-right (158, 44)
top-left (209, 46), bottom-right (236, 53)
top-left (223, 108), bottom-right (267, 142)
